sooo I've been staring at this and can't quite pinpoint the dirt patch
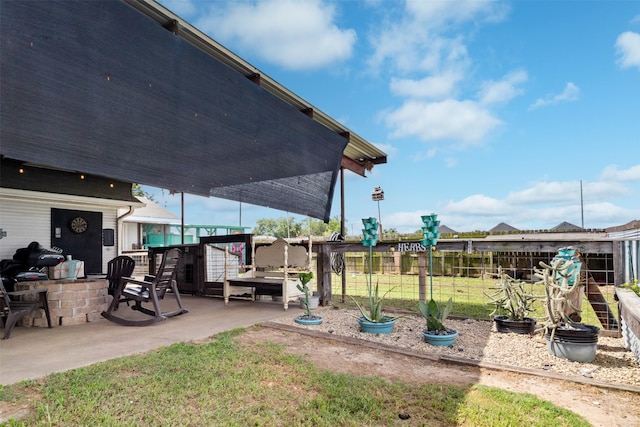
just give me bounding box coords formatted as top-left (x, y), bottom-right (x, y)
top-left (236, 324), bottom-right (640, 427)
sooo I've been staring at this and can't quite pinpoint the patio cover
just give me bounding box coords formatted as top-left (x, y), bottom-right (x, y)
top-left (0, 1), bottom-right (361, 222)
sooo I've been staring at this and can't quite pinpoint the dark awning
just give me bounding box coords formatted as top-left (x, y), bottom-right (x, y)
top-left (0, 1), bottom-right (355, 221)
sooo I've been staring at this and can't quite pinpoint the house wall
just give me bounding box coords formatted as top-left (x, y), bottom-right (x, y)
top-left (0, 191), bottom-right (120, 274)
top-left (121, 222), bottom-right (140, 252)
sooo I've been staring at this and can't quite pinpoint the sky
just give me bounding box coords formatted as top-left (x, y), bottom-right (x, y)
top-left (144, 0), bottom-right (640, 236)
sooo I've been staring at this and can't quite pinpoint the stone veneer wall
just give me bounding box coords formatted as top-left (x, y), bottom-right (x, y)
top-left (15, 279), bottom-right (109, 327)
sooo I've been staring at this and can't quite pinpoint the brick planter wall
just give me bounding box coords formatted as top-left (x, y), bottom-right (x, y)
top-left (15, 279), bottom-right (108, 327)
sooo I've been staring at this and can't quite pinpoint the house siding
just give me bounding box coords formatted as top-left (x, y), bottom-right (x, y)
top-left (0, 194), bottom-right (120, 274)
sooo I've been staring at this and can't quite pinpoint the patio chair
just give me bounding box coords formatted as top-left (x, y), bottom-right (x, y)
top-left (105, 255), bottom-right (136, 311)
top-left (0, 280), bottom-right (52, 339)
top-left (101, 248), bottom-right (188, 326)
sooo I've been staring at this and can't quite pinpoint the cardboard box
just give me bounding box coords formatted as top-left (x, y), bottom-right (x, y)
top-left (49, 260), bottom-right (85, 280)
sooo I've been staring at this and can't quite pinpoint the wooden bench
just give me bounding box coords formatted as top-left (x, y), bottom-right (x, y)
top-left (224, 238), bottom-right (312, 310)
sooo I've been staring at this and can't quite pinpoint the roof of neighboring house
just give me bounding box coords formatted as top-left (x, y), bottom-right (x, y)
top-left (489, 222), bottom-right (519, 232)
top-left (551, 221), bottom-right (584, 231)
top-left (121, 197), bottom-right (181, 225)
top-left (438, 224), bottom-right (458, 234)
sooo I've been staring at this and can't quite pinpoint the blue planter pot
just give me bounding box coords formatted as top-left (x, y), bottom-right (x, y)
top-left (294, 315), bottom-right (323, 326)
top-left (423, 330), bottom-right (458, 346)
top-left (358, 317), bottom-right (396, 334)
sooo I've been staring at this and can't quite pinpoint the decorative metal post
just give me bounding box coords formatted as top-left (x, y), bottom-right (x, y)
top-left (361, 217), bottom-right (379, 308)
top-left (421, 214), bottom-right (440, 301)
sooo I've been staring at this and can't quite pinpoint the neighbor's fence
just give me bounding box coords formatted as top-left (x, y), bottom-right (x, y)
top-left (314, 239), bottom-right (622, 335)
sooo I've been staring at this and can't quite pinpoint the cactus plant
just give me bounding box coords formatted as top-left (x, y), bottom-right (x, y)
top-left (534, 248), bottom-right (600, 363)
top-left (535, 257), bottom-right (584, 338)
top-left (485, 267), bottom-right (539, 322)
top-left (294, 272), bottom-right (323, 325)
top-left (296, 272), bottom-right (315, 316)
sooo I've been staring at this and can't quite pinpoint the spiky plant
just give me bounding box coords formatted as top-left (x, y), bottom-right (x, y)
top-left (534, 258), bottom-right (584, 339)
top-left (485, 267), bottom-right (539, 321)
top-left (419, 297), bottom-right (453, 332)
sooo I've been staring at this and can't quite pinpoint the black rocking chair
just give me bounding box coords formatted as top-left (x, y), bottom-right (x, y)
top-left (101, 248), bottom-right (188, 326)
top-left (105, 255), bottom-right (136, 311)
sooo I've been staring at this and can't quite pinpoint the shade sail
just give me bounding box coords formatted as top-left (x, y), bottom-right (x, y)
top-left (0, 1), bottom-right (348, 221)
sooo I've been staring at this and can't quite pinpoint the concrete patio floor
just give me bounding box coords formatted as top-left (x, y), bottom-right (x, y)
top-left (0, 295), bottom-right (299, 385)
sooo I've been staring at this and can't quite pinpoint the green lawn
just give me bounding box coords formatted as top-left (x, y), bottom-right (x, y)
top-left (330, 273), bottom-right (618, 327)
top-left (0, 329), bottom-right (590, 426)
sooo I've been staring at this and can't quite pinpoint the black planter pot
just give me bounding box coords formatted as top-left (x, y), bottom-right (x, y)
top-left (493, 315), bottom-right (536, 334)
top-left (545, 323), bottom-right (600, 363)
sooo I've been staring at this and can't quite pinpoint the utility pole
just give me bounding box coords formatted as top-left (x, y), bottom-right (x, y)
top-left (580, 180), bottom-right (584, 228)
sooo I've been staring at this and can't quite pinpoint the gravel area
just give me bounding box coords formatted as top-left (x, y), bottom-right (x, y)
top-left (272, 306), bottom-right (640, 387)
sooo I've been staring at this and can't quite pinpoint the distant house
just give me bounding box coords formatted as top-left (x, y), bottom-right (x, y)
top-left (551, 221), bottom-right (584, 231)
top-left (438, 224), bottom-right (458, 235)
top-left (118, 197), bottom-right (192, 252)
top-left (489, 222), bottom-right (519, 233)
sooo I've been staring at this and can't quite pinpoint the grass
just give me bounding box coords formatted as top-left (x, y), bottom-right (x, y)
top-left (0, 328), bottom-right (590, 426)
top-left (331, 273), bottom-right (618, 327)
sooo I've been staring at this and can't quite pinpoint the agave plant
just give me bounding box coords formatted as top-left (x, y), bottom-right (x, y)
top-left (350, 280), bottom-right (397, 323)
top-left (419, 297), bottom-right (453, 332)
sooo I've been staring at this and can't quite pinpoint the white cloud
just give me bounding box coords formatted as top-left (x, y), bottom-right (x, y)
top-left (601, 164), bottom-right (640, 181)
top-left (194, 0), bottom-right (356, 71)
top-left (445, 194), bottom-right (511, 216)
top-left (405, 0), bottom-right (509, 28)
top-left (411, 147), bottom-right (438, 162)
top-left (506, 181), bottom-right (581, 206)
top-left (384, 99), bottom-right (502, 145)
top-left (390, 71), bottom-right (463, 99)
top-left (430, 173), bottom-right (638, 232)
top-left (615, 31), bottom-right (640, 71)
top-left (478, 70), bottom-right (528, 105)
top-left (528, 82), bottom-right (580, 110)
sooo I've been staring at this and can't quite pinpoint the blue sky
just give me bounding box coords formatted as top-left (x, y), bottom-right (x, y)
top-left (145, 0), bottom-right (640, 235)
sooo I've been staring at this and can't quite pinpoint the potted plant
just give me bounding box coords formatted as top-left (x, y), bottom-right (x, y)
top-left (485, 267), bottom-right (538, 334)
top-left (351, 279), bottom-right (398, 334)
top-left (351, 217), bottom-right (398, 334)
top-left (294, 272), bottom-right (323, 325)
top-left (419, 297), bottom-right (458, 346)
top-left (535, 247), bottom-right (599, 363)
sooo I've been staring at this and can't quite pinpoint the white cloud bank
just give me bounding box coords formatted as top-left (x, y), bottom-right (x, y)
top-left (193, 0), bottom-right (356, 71)
top-left (384, 164), bottom-right (640, 233)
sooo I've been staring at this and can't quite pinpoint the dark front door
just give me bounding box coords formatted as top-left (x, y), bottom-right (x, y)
top-left (51, 208), bottom-right (103, 274)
